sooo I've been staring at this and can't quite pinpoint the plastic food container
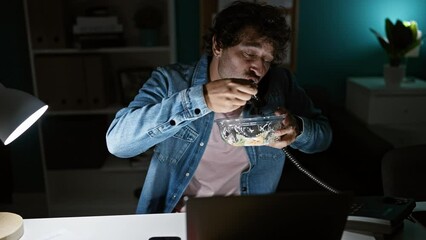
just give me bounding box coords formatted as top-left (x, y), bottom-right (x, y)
top-left (215, 115), bottom-right (285, 146)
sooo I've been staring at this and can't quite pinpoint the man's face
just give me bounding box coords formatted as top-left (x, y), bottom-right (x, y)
top-left (213, 28), bottom-right (274, 84)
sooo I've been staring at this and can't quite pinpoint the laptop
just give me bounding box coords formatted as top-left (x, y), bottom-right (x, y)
top-left (186, 191), bottom-right (353, 240)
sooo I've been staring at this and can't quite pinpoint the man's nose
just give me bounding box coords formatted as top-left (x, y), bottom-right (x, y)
top-left (249, 60), bottom-right (266, 77)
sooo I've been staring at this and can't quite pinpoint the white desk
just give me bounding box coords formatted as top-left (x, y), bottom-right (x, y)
top-left (22, 203), bottom-right (426, 240)
top-left (22, 213), bottom-right (187, 240)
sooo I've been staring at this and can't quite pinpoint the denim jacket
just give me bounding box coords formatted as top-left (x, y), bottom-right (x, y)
top-left (106, 55), bottom-right (332, 214)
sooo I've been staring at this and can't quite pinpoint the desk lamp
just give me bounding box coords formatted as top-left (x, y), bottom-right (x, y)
top-left (0, 83), bottom-right (48, 145)
top-left (0, 83), bottom-right (48, 240)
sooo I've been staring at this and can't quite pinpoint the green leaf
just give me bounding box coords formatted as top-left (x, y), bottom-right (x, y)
top-left (371, 18), bottom-right (422, 65)
top-left (392, 20), bottom-right (414, 50)
top-left (407, 21), bottom-right (418, 41)
top-left (370, 28), bottom-right (390, 51)
top-left (385, 18), bottom-right (394, 44)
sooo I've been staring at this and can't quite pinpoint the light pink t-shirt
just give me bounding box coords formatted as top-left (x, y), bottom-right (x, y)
top-left (175, 109), bottom-right (250, 212)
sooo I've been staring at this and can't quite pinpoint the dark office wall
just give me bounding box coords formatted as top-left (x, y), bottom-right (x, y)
top-left (296, 0), bottom-right (426, 103)
top-left (176, 0), bottom-right (200, 64)
top-left (0, 1), bottom-right (45, 193)
top-left (0, 2), bottom-right (32, 91)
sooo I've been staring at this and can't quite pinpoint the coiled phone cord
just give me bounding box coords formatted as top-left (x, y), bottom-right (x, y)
top-left (282, 147), bottom-right (341, 194)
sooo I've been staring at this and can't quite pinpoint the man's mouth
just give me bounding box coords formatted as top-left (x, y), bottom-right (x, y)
top-left (245, 76), bottom-right (259, 84)
top-left (246, 73), bottom-right (261, 84)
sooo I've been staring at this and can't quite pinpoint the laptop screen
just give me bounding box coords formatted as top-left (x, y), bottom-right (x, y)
top-left (186, 191), bottom-right (353, 240)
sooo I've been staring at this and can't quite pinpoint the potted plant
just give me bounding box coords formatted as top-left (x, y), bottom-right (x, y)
top-left (370, 18), bottom-right (423, 87)
top-left (133, 5), bottom-right (163, 46)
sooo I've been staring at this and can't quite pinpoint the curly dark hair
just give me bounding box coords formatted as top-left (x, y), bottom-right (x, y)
top-left (203, 1), bottom-right (291, 65)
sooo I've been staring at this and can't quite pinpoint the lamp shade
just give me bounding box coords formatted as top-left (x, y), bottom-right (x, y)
top-left (0, 83), bottom-right (48, 145)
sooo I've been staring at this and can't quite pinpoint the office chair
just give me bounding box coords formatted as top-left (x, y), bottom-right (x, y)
top-left (381, 144), bottom-right (426, 201)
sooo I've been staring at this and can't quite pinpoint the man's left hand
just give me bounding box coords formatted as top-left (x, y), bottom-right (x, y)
top-left (268, 107), bottom-right (301, 149)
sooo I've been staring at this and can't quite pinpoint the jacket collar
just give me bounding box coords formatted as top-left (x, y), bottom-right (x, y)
top-left (192, 54), bottom-right (210, 86)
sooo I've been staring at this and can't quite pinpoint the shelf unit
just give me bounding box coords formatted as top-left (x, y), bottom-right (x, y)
top-left (23, 0), bottom-right (176, 217)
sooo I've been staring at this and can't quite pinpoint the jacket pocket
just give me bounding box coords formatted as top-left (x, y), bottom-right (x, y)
top-left (154, 124), bottom-right (198, 164)
top-left (257, 151), bottom-right (284, 162)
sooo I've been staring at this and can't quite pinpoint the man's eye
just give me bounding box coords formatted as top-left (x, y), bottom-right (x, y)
top-left (243, 52), bottom-right (255, 58)
top-left (263, 57), bottom-right (273, 66)
top-left (263, 58), bottom-right (272, 65)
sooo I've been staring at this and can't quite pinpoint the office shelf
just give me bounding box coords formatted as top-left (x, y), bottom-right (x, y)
top-left (23, 0), bottom-right (175, 217)
top-left (44, 104), bottom-right (123, 116)
top-left (33, 46), bottom-right (172, 55)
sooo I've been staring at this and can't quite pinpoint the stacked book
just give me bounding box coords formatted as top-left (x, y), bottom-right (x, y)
top-left (73, 16), bottom-right (124, 48)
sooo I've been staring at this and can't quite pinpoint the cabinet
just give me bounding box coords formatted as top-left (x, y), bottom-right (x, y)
top-left (23, 0), bottom-right (176, 217)
top-left (345, 77), bottom-right (426, 148)
top-left (346, 77), bottom-right (426, 125)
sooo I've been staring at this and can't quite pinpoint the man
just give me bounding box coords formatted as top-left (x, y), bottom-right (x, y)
top-left (106, 1), bottom-right (332, 214)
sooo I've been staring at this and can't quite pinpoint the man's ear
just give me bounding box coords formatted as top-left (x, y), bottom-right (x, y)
top-left (212, 35), bottom-right (222, 57)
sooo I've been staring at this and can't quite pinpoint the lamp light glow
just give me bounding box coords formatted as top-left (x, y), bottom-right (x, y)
top-left (0, 83), bottom-right (48, 145)
top-left (4, 105), bottom-right (48, 145)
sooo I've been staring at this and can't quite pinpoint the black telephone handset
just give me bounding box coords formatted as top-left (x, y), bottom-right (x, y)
top-left (281, 147), bottom-right (416, 237)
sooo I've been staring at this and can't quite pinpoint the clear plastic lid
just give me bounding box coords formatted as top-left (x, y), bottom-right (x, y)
top-left (215, 115), bottom-right (285, 146)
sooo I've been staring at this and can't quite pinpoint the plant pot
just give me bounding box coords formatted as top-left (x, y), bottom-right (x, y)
top-left (383, 64), bottom-right (405, 88)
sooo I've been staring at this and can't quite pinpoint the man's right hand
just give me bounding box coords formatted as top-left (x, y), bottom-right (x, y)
top-left (203, 78), bottom-right (258, 113)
